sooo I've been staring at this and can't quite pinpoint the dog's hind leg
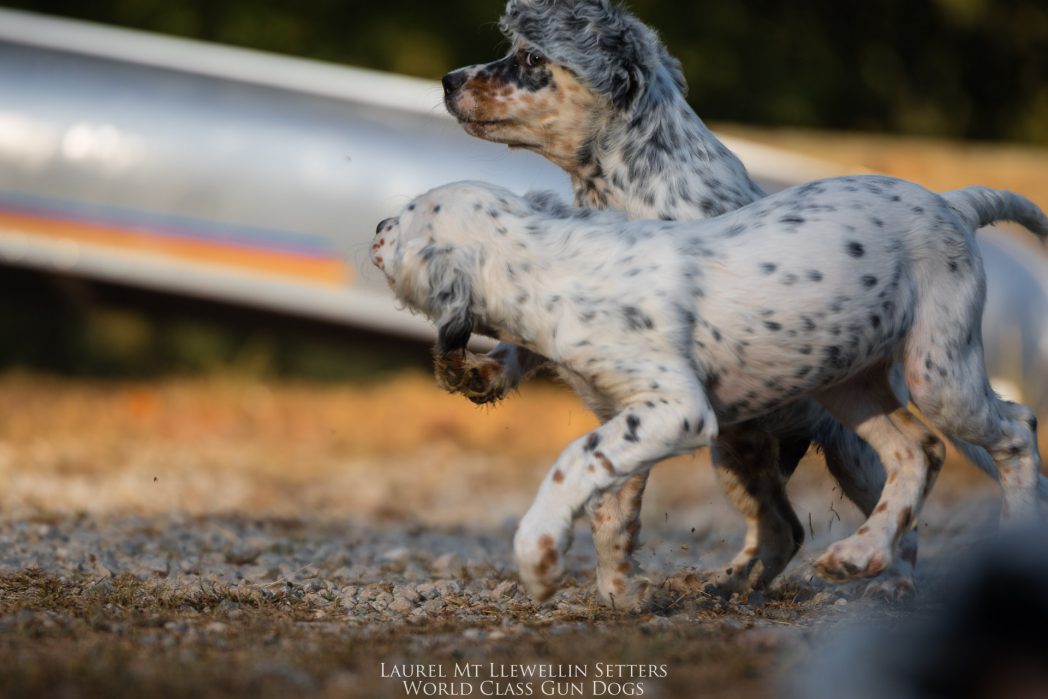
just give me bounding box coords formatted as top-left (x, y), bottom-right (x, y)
top-left (812, 367), bottom-right (945, 582)
top-left (821, 425), bottom-right (919, 601)
top-left (585, 473), bottom-right (652, 609)
top-left (903, 238), bottom-right (1042, 523)
top-left (705, 425), bottom-right (804, 596)
top-left (907, 337), bottom-right (1042, 524)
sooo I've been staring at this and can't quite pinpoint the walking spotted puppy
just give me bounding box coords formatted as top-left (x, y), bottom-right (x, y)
top-left (372, 177), bottom-right (1046, 602)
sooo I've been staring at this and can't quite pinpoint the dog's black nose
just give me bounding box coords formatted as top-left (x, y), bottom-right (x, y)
top-left (442, 70), bottom-right (467, 96)
top-left (376, 217), bottom-right (397, 234)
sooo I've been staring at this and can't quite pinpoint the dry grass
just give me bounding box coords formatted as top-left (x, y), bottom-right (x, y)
top-left (0, 372), bottom-right (597, 522)
top-left (1, 372), bottom-right (1028, 524)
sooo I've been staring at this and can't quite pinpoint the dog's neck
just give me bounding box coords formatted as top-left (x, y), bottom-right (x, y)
top-left (570, 78), bottom-right (765, 220)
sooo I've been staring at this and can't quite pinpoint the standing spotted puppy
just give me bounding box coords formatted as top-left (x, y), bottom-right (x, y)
top-left (372, 179), bottom-right (1046, 602)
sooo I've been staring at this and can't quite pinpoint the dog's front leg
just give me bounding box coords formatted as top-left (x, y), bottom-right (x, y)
top-left (514, 390), bottom-right (718, 602)
top-left (435, 343), bottom-right (547, 404)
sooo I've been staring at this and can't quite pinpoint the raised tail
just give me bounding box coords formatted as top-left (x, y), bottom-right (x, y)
top-left (943, 186), bottom-right (1048, 241)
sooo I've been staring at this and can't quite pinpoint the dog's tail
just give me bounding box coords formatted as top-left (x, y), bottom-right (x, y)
top-left (943, 187), bottom-right (1048, 241)
top-left (948, 436), bottom-right (1048, 501)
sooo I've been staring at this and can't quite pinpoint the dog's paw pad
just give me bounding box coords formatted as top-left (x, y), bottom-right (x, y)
top-left (435, 351), bottom-right (514, 403)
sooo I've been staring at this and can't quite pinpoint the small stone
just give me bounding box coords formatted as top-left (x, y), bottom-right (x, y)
top-left (88, 580), bottom-right (114, 597)
top-left (434, 580), bottom-right (461, 597)
top-left (493, 581), bottom-right (517, 599)
top-left (421, 598), bottom-right (446, 613)
top-left (415, 583), bottom-right (439, 600)
top-left (393, 585), bottom-right (420, 604)
top-left (834, 597), bottom-right (849, 607)
top-left (225, 545), bottom-right (261, 566)
top-left (389, 597), bottom-right (415, 614)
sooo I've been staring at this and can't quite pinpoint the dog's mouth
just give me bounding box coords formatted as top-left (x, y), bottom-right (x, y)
top-left (461, 118), bottom-right (510, 127)
top-left (458, 118), bottom-right (535, 149)
top-left (445, 95), bottom-right (530, 143)
top-left (454, 113), bottom-right (517, 129)
top-left (445, 100), bottom-right (515, 128)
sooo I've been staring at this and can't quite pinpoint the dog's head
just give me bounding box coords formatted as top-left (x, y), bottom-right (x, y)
top-left (372, 182), bottom-right (538, 352)
top-left (442, 0), bottom-right (686, 169)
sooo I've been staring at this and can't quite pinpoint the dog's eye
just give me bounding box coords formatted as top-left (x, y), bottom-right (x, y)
top-left (519, 50), bottom-right (546, 68)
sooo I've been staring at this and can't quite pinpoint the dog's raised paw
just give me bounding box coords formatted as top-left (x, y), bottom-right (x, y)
top-left (434, 349), bottom-right (512, 404)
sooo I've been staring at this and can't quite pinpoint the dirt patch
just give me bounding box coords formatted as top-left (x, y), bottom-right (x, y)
top-left (0, 375), bottom-right (1035, 698)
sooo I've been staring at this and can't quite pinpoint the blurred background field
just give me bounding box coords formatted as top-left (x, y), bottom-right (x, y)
top-left (0, 129), bottom-right (1044, 379)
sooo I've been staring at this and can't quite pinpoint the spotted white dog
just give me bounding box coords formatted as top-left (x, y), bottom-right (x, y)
top-left (373, 177), bottom-right (1047, 602)
top-left (437, 0), bottom-right (1036, 605)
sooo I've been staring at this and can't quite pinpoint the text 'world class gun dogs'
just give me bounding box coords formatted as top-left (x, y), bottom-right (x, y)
top-left (373, 0), bottom-right (1048, 607)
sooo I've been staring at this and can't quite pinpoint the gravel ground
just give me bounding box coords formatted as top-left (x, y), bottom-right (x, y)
top-left (0, 375), bottom-right (1025, 698)
top-left (0, 512), bottom-right (882, 699)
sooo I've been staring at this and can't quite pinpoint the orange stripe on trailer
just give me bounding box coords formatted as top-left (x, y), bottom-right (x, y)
top-left (0, 209), bottom-right (350, 286)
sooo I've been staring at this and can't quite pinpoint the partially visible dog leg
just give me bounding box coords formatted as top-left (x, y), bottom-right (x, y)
top-left (585, 472), bottom-right (651, 609)
top-left (907, 339), bottom-right (1043, 524)
top-left (822, 427), bottom-right (919, 601)
top-left (435, 343), bottom-right (546, 404)
top-left (900, 230), bottom-right (1042, 523)
top-left (813, 368), bottom-right (945, 582)
top-left (706, 425), bottom-right (804, 595)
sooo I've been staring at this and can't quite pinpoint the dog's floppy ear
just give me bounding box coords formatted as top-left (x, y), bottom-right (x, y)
top-left (608, 31), bottom-right (647, 112)
top-left (610, 30), bottom-right (688, 111)
top-left (427, 250), bottom-right (475, 353)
